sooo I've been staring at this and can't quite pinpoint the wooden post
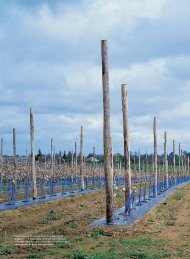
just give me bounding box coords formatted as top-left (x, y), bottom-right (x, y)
top-left (30, 108), bottom-right (37, 199)
top-left (138, 148), bottom-right (141, 181)
top-left (45, 153), bottom-right (47, 174)
top-left (121, 84), bottom-right (131, 213)
top-left (187, 156), bottom-right (189, 177)
top-left (13, 128), bottom-right (17, 181)
top-left (93, 147), bottom-right (96, 181)
top-left (164, 131), bottom-right (168, 189)
top-left (75, 142), bottom-right (77, 179)
top-left (71, 151), bottom-right (74, 168)
top-left (181, 149), bottom-right (183, 177)
top-left (80, 125), bottom-right (85, 190)
top-left (0, 138), bottom-right (3, 156)
top-left (134, 155), bottom-right (136, 183)
top-left (53, 146), bottom-right (56, 172)
top-left (25, 148), bottom-right (28, 166)
top-left (0, 138), bottom-right (3, 181)
top-left (101, 40), bottom-right (114, 224)
top-left (173, 140), bottom-right (176, 178)
top-left (178, 143), bottom-right (181, 177)
top-left (146, 151), bottom-right (148, 179)
top-left (51, 138), bottom-right (54, 179)
top-left (153, 117), bottom-right (158, 197)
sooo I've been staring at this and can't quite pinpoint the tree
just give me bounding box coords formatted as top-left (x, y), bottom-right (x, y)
top-left (36, 149), bottom-right (43, 161)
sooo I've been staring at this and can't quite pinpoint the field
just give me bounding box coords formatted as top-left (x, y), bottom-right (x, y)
top-left (0, 184), bottom-right (189, 258)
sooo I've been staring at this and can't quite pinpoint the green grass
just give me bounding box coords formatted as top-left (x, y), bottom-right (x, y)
top-left (39, 210), bottom-right (63, 224)
top-left (119, 238), bottom-right (165, 248)
top-left (0, 245), bottom-right (13, 255)
top-left (173, 191), bottom-right (184, 201)
top-left (89, 229), bottom-right (107, 239)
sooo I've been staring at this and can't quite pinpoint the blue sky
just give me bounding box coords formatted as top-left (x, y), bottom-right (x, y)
top-left (0, 0), bottom-right (190, 155)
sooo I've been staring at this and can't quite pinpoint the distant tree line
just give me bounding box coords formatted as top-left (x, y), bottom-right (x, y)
top-left (35, 149), bottom-right (190, 167)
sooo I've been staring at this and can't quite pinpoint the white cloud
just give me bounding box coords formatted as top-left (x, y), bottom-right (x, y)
top-left (0, 0), bottom-right (190, 154)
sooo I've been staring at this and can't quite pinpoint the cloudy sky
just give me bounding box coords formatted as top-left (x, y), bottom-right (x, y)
top-left (0, 0), bottom-right (190, 155)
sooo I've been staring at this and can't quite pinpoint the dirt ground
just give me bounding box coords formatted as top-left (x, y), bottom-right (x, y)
top-left (0, 184), bottom-right (189, 258)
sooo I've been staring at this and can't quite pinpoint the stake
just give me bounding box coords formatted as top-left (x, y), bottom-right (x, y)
top-left (75, 142), bottom-right (77, 179)
top-left (80, 125), bottom-right (85, 190)
top-left (13, 128), bottom-right (17, 181)
top-left (178, 143), bottom-right (181, 177)
top-left (101, 40), bottom-right (114, 224)
top-left (93, 147), bottom-right (96, 181)
top-left (30, 108), bottom-right (37, 199)
top-left (0, 138), bottom-right (3, 156)
top-left (51, 138), bottom-right (54, 179)
top-left (138, 148), bottom-right (141, 181)
top-left (164, 131), bottom-right (168, 189)
top-left (173, 140), bottom-right (176, 177)
top-left (121, 84), bottom-right (131, 213)
top-left (153, 117), bottom-right (158, 197)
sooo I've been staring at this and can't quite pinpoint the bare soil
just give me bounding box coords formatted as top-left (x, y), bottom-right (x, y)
top-left (0, 185), bottom-right (189, 258)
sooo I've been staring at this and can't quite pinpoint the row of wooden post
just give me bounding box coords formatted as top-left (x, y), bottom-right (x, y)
top-left (101, 40), bottom-right (190, 224)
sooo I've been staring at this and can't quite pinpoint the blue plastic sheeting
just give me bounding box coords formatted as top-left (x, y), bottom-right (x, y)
top-left (0, 188), bottom-right (103, 212)
top-left (90, 181), bottom-right (190, 227)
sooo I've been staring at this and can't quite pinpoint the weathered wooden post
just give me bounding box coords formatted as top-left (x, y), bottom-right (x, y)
top-left (25, 148), bottom-right (28, 166)
top-left (0, 138), bottom-right (3, 182)
top-left (138, 148), bottom-right (141, 181)
top-left (153, 117), bottom-right (158, 197)
top-left (93, 147), bottom-right (96, 181)
top-left (173, 140), bottom-right (176, 177)
top-left (145, 151), bottom-right (148, 179)
top-left (30, 108), bottom-right (37, 199)
top-left (164, 131), bottom-right (168, 189)
top-left (178, 143), bottom-right (181, 177)
top-left (181, 149), bottom-right (183, 177)
top-left (187, 156), bottom-right (189, 177)
top-left (13, 128), bottom-right (17, 181)
top-left (80, 125), bottom-right (85, 190)
top-left (71, 151), bottom-right (74, 168)
top-left (51, 138), bottom-right (54, 179)
top-left (101, 40), bottom-right (114, 224)
top-left (45, 153), bottom-right (47, 174)
top-left (0, 138), bottom-right (3, 156)
top-left (121, 84), bottom-right (131, 213)
top-left (75, 142), bottom-right (77, 179)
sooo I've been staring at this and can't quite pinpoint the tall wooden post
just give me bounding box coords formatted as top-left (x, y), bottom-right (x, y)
top-left (53, 146), bottom-right (56, 167)
top-left (93, 147), bottom-right (96, 181)
top-left (25, 148), bottom-right (28, 166)
top-left (187, 156), bottom-right (189, 177)
top-left (181, 149), bottom-right (184, 177)
top-left (75, 142), bottom-right (77, 178)
top-left (13, 128), bottom-right (17, 181)
top-left (101, 40), bottom-right (114, 224)
top-left (45, 153), bottom-right (47, 174)
top-left (121, 84), bottom-right (131, 213)
top-left (138, 148), bottom-right (141, 181)
top-left (173, 140), bottom-right (176, 177)
top-left (71, 151), bottom-right (74, 168)
top-left (30, 108), bottom-right (37, 199)
top-left (153, 117), bottom-right (158, 197)
top-left (178, 143), bottom-right (181, 177)
top-left (145, 151), bottom-right (148, 179)
top-left (80, 125), bottom-right (85, 190)
top-left (164, 131), bottom-right (168, 189)
top-left (0, 138), bottom-right (3, 156)
top-left (0, 138), bottom-right (3, 181)
top-left (51, 138), bottom-right (54, 179)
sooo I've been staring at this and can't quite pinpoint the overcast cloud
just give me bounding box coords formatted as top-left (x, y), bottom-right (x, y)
top-left (0, 0), bottom-right (190, 155)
